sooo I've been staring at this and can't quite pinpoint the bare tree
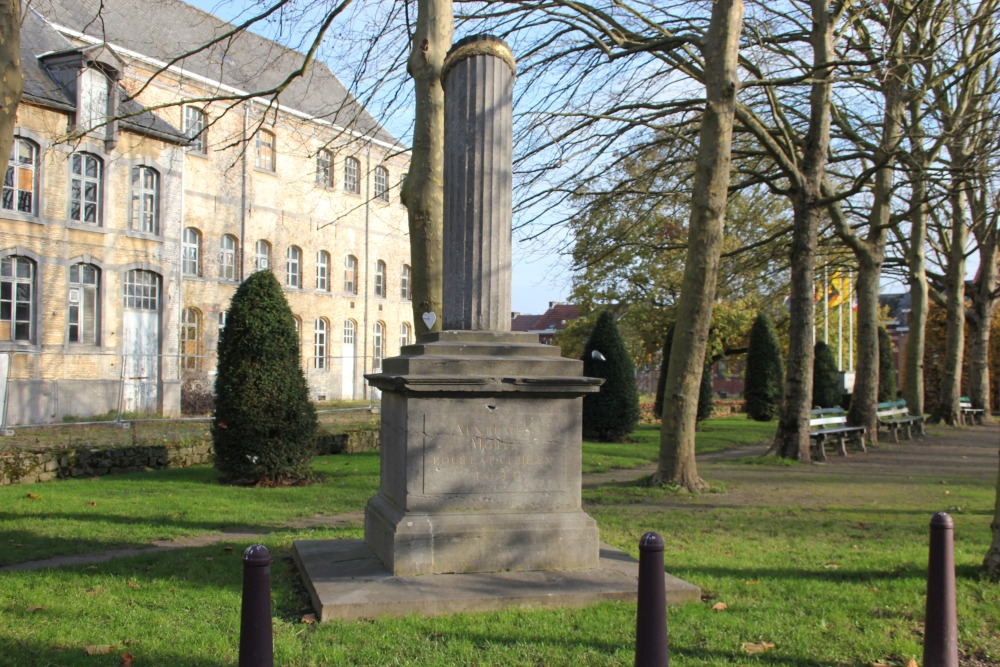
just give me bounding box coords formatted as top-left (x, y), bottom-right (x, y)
top-left (0, 0), bottom-right (25, 165)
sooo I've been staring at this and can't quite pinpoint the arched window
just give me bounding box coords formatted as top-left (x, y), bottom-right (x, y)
top-left (184, 106), bottom-right (207, 152)
top-left (344, 254), bottom-right (358, 294)
top-left (373, 322), bottom-right (384, 373)
top-left (69, 152), bottom-right (103, 224)
top-left (286, 246), bottom-right (302, 288)
top-left (180, 307), bottom-right (201, 370)
top-left (316, 250), bottom-right (330, 291)
top-left (130, 166), bottom-right (160, 234)
top-left (374, 260), bottom-right (386, 298)
top-left (219, 235), bottom-right (238, 281)
top-left (316, 149), bottom-right (333, 187)
top-left (374, 166), bottom-right (389, 201)
top-left (400, 264), bottom-right (411, 300)
top-left (313, 318), bottom-right (328, 369)
top-left (3, 138), bottom-right (38, 214)
top-left (68, 263), bottom-right (99, 344)
top-left (344, 156), bottom-right (360, 194)
top-left (255, 129), bottom-right (276, 172)
top-left (399, 322), bottom-right (411, 349)
top-left (343, 319), bottom-right (355, 345)
top-left (1, 256), bottom-right (36, 341)
top-left (255, 240), bottom-right (271, 271)
top-left (182, 228), bottom-right (202, 276)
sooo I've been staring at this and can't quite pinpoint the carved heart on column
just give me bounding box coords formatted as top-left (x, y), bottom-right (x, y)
top-left (421, 312), bottom-right (437, 329)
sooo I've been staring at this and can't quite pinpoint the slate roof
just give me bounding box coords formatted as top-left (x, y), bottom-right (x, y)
top-left (510, 303), bottom-right (581, 333)
top-left (21, 7), bottom-right (189, 143)
top-left (28, 0), bottom-right (399, 146)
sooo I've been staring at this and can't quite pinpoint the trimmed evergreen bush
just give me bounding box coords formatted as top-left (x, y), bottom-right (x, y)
top-left (213, 271), bottom-right (318, 484)
top-left (653, 324), bottom-right (675, 417)
top-left (812, 341), bottom-right (841, 408)
top-left (697, 359), bottom-right (714, 424)
top-left (744, 312), bottom-right (783, 421)
top-left (878, 326), bottom-right (897, 402)
top-left (582, 311), bottom-right (640, 441)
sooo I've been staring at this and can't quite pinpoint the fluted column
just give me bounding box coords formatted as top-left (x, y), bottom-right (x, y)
top-left (441, 35), bottom-right (516, 331)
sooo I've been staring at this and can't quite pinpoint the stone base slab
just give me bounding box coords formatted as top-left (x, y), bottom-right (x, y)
top-left (292, 538), bottom-right (701, 622)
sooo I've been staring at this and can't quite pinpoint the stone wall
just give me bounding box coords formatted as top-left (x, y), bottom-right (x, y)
top-left (0, 429), bottom-right (379, 486)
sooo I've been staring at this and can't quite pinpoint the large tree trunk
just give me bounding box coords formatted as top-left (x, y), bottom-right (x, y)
top-left (966, 183), bottom-right (999, 422)
top-left (933, 181), bottom-right (968, 425)
top-left (773, 0), bottom-right (834, 460)
top-left (402, 0), bottom-right (452, 337)
top-left (904, 152), bottom-right (930, 417)
top-left (0, 0), bottom-right (25, 164)
top-left (985, 447), bottom-right (1000, 580)
top-left (653, 0), bottom-right (744, 491)
top-left (850, 250), bottom-right (883, 438)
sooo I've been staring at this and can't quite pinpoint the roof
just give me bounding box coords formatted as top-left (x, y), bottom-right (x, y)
top-left (510, 314), bottom-right (542, 332)
top-left (510, 303), bottom-right (581, 333)
top-left (22, 7), bottom-right (189, 142)
top-left (28, 0), bottom-right (399, 146)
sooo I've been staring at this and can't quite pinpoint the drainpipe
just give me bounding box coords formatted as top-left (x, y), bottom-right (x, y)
top-left (240, 104), bottom-right (249, 280)
top-left (362, 145), bottom-right (371, 398)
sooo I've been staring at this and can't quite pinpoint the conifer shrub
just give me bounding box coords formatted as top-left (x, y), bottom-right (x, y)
top-left (812, 341), bottom-right (841, 408)
top-left (213, 271), bottom-right (317, 484)
top-left (878, 326), bottom-right (897, 402)
top-left (582, 311), bottom-right (640, 441)
top-left (653, 324), bottom-right (675, 417)
top-left (744, 312), bottom-right (783, 421)
top-left (697, 359), bottom-right (714, 424)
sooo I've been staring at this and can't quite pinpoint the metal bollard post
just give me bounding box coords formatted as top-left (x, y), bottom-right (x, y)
top-left (923, 513), bottom-right (958, 667)
top-left (635, 531), bottom-right (669, 667)
top-left (239, 544), bottom-right (274, 667)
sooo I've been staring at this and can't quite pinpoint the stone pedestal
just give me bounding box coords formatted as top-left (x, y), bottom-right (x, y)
top-left (364, 331), bottom-right (602, 576)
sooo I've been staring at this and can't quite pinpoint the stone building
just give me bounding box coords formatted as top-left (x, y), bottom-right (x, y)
top-left (2, 0), bottom-right (412, 424)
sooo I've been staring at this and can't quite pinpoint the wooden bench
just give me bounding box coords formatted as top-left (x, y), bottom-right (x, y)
top-left (809, 408), bottom-right (867, 461)
top-left (959, 397), bottom-right (984, 425)
top-left (876, 400), bottom-right (924, 442)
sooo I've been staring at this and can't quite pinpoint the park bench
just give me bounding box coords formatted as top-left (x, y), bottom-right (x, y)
top-left (959, 397), bottom-right (984, 425)
top-left (809, 407), bottom-right (867, 461)
top-left (876, 400), bottom-right (925, 442)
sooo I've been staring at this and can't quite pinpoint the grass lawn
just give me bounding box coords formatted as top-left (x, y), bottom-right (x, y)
top-left (0, 419), bottom-right (997, 666)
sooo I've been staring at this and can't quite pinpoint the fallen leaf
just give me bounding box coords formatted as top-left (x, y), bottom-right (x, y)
top-left (87, 501), bottom-right (97, 506)
top-left (944, 490), bottom-right (951, 495)
top-left (223, 546), bottom-right (233, 552)
top-left (121, 652), bottom-right (134, 666)
top-left (711, 602), bottom-right (728, 611)
top-left (127, 581), bottom-right (140, 589)
top-left (869, 663), bottom-right (892, 667)
top-left (25, 606), bottom-right (45, 613)
top-left (26, 493), bottom-right (40, 499)
top-left (906, 660), bottom-right (918, 667)
top-left (205, 556), bottom-right (214, 561)
top-left (217, 422), bottom-right (228, 429)
top-left (84, 645), bottom-right (116, 656)
top-left (301, 613), bottom-right (317, 624)
top-left (824, 563), bottom-right (839, 570)
top-left (741, 641), bottom-right (775, 655)
top-left (744, 580), bottom-right (760, 585)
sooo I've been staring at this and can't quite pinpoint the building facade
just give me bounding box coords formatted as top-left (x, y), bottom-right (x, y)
top-left (3, 0), bottom-right (412, 424)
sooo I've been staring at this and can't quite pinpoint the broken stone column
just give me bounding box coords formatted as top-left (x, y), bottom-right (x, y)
top-left (442, 35), bottom-right (515, 332)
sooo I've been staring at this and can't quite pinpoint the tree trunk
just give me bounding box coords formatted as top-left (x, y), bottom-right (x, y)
top-left (933, 182), bottom-right (968, 425)
top-left (850, 250), bottom-right (883, 438)
top-left (966, 183), bottom-right (999, 422)
top-left (773, 0), bottom-right (834, 460)
top-left (904, 155), bottom-right (929, 417)
top-left (0, 0), bottom-right (25, 164)
top-left (985, 447), bottom-right (1000, 580)
top-left (402, 0), bottom-right (452, 337)
top-left (653, 0), bottom-right (744, 491)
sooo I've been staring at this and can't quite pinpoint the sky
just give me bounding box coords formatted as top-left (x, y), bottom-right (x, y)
top-left (182, 0), bottom-right (572, 316)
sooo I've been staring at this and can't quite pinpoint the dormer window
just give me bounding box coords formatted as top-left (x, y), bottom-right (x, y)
top-left (79, 67), bottom-right (111, 133)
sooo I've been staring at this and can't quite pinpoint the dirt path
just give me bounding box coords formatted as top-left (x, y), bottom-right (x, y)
top-left (4, 424), bottom-right (996, 572)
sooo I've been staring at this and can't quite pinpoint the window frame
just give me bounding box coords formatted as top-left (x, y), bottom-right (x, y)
top-left (0, 255), bottom-right (36, 343)
top-left (316, 250), bottom-right (330, 291)
top-left (180, 307), bottom-right (201, 371)
top-left (400, 264), bottom-right (411, 300)
top-left (316, 149), bottom-right (333, 188)
top-left (313, 318), bottom-right (328, 369)
top-left (399, 322), bottom-right (411, 350)
top-left (123, 269), bottom-right (159, 311)
top-left (219, 234), bottom-right (239, 281)
top-left (68, 262), bottom-right (100, 345)
top-left (344, 254), bottom-right (358, 294)
top-left (255, 129), bottom-right (276, 172)
top-left (3, 137), bottom-right (39, 216)
top-left (374, 260), bottom-right (386, 298)
top-left (184, 106), bottom-right (208, 153)
top-left (374, 166), bottom-right (389, 202)
top-left (254, 240), bottom-right (271, 272)
top-left (344, 156), bottom-right (360, 195)
top-left (182, 228), bottom-right (202, 277)
top-left (286, 246), bottom-right (302, 288)
top-left (130, 165), bottom-right (160, 234)
top-left (373, 321), bottom-right (384, 373)
top-left (69, 152), bottom-right (103, 226)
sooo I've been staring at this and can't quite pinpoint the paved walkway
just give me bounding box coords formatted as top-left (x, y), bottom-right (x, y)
top-left (4, 423), bottom-right (997, 572)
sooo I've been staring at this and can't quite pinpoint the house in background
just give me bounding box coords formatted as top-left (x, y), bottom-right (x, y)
top-left (2, 0), bottom-right (412, 425)
top-left (511, 302), bottom-right (581, 345)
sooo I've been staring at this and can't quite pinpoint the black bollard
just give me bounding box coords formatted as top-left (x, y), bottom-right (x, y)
top-left (923, 513), bottom-right (958, 667)
top-left (635, 531), bottom-right (669, 667)
top-left (239, 544), bottom-right (274, 667)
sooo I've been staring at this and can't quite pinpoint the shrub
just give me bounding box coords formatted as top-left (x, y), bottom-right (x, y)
top-left (878, 326), bottom-right (897, 402)
top-left (744, 312), bottom-right (783, 421)
top-left (181, 377), bottom-right (215, 415)
top-left (697, 359), bottom-right (714, 424)
top-left (212, 271), bottom-right (317, 484)
top-left (653, 324), bottom-right (675, 417)
top-left (812, 341), bottom-right (841, 408)
top-left (582, 311), bottom-right (640, 441)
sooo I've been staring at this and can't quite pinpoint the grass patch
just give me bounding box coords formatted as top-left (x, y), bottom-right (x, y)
top-left (581, 417), bottom-right (775, 473)
top-left (734, 455), bottom-right (799, 466)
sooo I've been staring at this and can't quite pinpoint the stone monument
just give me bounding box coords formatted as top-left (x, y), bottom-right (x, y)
top-left (292, 35), bottom-right (699, 620)
top-left (364, 34), bottom-right (602, 576)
